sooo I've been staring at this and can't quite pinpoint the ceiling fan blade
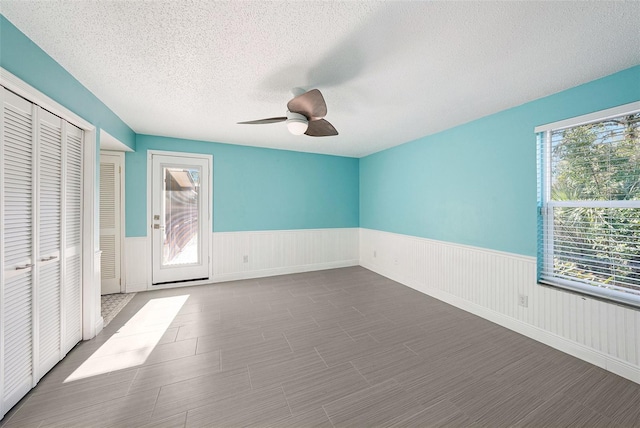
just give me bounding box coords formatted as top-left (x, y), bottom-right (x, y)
top-left (304, 119), bottom-right (338, 137)
top-left (237, 117), bottom-right (287, 125)
top-left (287, 89), bottom-right (327, 120)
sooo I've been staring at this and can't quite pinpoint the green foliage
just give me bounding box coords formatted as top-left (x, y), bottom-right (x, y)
top-left (550, 113), bottom-right (640, 292)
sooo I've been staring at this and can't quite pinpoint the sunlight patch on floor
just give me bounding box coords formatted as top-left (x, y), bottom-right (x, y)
top-left (65, 294), bottom-right (189, 382)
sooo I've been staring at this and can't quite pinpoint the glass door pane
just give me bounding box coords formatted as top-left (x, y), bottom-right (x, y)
top-left (162, 166), bottom-right (201, 266)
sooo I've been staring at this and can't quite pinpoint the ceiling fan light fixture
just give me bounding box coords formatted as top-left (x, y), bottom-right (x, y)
top-left (286, 111), bottom-right (308, 135)
top-left (286, 119), bottom-right (308, 135)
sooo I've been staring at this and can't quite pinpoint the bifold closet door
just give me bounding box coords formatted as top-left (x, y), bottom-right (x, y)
top-left (1, 88), bottom-right (35, 414)
top-left (1, 88), bottom-right (84, 418)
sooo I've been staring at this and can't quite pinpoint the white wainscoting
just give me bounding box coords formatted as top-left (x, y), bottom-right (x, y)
top-left (124, 228), bottom-right (359, 292)
top-left (212, 228), bottom-right (359, 281)
top-left (124, 237), bottom-right (151, 292)
top-left (359, 228), bottom-right (640, 384)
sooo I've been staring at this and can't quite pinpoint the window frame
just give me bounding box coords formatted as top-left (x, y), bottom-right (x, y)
top-left (536, 101), bottom-right (640, 308)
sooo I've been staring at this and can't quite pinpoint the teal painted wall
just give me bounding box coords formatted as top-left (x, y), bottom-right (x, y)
top-left (126, 135), bottom-right (360, 236)
top-left (360, 65), bottom-right (640, 257)
top-left (0, 15), bottom-right (135, 148)
top-left (2, 15), bottom-right (358, 239)
top-left (4, 13), bottom-right (638, 253)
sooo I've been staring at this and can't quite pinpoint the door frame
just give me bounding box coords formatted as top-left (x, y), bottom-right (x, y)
top-left (146, 150), bottom-right (213, 289)
top-left (99, 150), bottom-right (125, 294)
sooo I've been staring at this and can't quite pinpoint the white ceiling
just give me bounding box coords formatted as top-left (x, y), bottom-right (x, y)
top-left (2, 1), bottom-right (639, 157)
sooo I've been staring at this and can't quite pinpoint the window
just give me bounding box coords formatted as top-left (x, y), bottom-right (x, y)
top-left (537, 102), bottom-right (640, 307)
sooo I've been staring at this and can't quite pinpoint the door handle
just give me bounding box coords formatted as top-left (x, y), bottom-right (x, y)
top-left (41, 255), bottom-right (58, 262)
top-left (16, 264), bottom-right (35, 270)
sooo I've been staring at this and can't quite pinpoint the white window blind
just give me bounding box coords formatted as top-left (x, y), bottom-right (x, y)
top-left (538, 103), bottom-right (640, 307)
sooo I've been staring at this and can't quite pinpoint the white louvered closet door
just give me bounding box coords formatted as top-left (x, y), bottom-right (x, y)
top-left (63, 124), bottom-right (83, 353)
top-left (99, 154), bottom-right (120, 295)
top-left (1, 89), bottom-right (35, 415)
top-left (36, 108), bottom-right (63, 379)
top-left (1, 88), bottom-right (84, 419)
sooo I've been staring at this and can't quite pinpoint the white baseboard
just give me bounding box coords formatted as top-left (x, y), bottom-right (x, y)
top-left (360, 228), bottom-right (640, 384)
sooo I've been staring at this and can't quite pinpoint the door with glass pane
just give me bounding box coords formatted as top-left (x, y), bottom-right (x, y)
top-left (151, 154), bottom-right (210, 284)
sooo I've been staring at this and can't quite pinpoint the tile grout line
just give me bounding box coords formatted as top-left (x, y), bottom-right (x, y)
top-left (351, 306), bottom-right (366, 317)
top-left (321, 404), bottom-right (336, 428)
top-left (125, 368), bottom-right (141, 396)
top-left (247, 365), bottom-right (254, 390)
top-left (147, 387), bottom-right (162, 422)
top-left (349, 360), bottom-right (371, 386)
top-left (404, 342), bottom-right (419, 356)
top-left (337, 324), bottom-right (357, 341)
top-left (194, 336), bottom-right (200, 354)
top-left (127, 357), bottom-right (222, 396)
top-left (310, 315), bottom-right (321, 328)
top-left (280, 385), bottom-right (294, 419)
top-left (365, 332), bottom-right (380, 344)
top-left (282, 332), bottom-right (294, 353)
top-left (314, 347), bottom-right (330, 369)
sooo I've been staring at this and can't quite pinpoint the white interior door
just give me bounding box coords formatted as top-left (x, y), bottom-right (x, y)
top-left (100, 153), bottom-right (121, 295)
top-left (151, 154), bottom-right (210, 285)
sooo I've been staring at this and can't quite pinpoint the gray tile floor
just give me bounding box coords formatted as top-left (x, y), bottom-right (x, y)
top-left (2, 266), bottom-right (639, 427)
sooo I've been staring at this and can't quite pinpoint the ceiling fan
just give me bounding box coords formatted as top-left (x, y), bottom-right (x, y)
top-left (238, 89), bottom-right (338, 137)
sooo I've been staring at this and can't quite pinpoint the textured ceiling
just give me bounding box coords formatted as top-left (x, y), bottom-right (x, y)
top-left (2, 1), bottom-right (639, 157)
